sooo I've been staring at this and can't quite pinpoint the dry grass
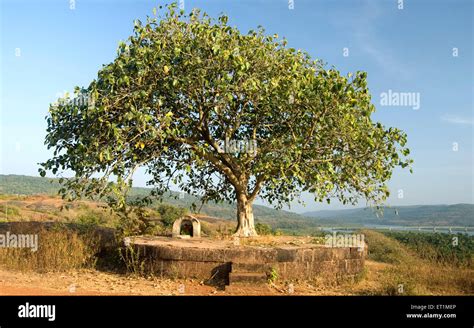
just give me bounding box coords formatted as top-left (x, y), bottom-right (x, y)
top-left (1, 195), bottom-right (472, 295)
top-left (361, 229), bottom-right (474, 295)
top-left (239, 235), bottom-right (326, 247)
top-left (0, 224), bottom-right (102, 273)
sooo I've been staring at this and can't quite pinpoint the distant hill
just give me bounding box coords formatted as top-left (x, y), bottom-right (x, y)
top-left (0, 174), bottom-right (316, 231)
top-left (2, 175), bottom-right (472, 228)
top-left (303, 204), bottom-right (474, 227)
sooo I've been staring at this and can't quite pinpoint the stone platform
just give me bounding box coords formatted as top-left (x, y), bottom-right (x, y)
top-left (130, 236), bottom-right (366, 285)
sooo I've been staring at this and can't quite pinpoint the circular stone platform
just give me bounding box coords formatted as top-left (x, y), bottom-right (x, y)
top-left (130, 236), bottom-right (366, 284)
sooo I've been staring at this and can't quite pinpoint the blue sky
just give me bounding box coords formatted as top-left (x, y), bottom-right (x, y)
top-left (0, 0), bottom-right (473, 212)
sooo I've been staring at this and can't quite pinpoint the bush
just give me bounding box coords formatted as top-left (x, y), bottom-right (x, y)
top-left (115, 204), bottom-right (187, 237)
top-left (383, 231), bottom-right (474, 268)
top-left (156, 204), bottom-right (187, 227)
top-left (77, 210), bottom-right (106, 226)
top-left (255, 222), bottom-right (273, 235)
top-left (268, 267), bottom-right (279, 283)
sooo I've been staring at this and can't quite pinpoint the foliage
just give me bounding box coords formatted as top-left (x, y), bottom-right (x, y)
top-left (155, 203), bottom-right (187, 227)
top-left (268, 267), bottom-right (279, 283)
top-left (115, 206), bottom-right (153, 237)
top-left (255, 222), bottom-right (273, 235)
top-left (38, 3), bottom-right (411, 233)
top-left (77, 210), bottom-right (107, 229)
top-left (383, 231), bottom-right (474, 268)
top-left (114, 202), bottom-right (187, 236)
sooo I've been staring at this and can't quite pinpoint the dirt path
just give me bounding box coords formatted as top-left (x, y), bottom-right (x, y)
top-left (0, 268), bottom-right (275, 296)
top-left (0, 261), bottom-right (389, 296)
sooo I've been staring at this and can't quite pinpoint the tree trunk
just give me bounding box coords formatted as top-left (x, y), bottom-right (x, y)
top-left (234, 193), bottom-right (258, 237)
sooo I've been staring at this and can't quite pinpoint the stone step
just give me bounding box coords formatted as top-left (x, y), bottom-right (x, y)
top-left (229, 272), bottom-right (268, 284)
top-left (231, 262), bottom-right (270, 273)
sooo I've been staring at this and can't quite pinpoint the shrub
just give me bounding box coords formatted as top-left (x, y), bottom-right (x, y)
top-left (156, 204), bottom-right (187, 227)
top-left (268, 267), bottom-right (279, 283)
top-left (119, 244), bottom-right (145, 276)
top-left (255, 222), bottom-right (273, 235)
top-left (77, 210), bottom-right (106, 227)
top-left (383, 231), bottom-right (474, 268)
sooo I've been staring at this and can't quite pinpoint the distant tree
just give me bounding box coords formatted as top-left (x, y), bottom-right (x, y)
top-left (40, 4), bottom-right (412, 237)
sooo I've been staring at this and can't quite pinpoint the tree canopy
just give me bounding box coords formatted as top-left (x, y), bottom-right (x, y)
top-left (40, 4), bottom-right (412, 236)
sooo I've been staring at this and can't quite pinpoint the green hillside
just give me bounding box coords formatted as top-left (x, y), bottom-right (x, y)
top-left (0, 174), bottom-right (316, 232)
